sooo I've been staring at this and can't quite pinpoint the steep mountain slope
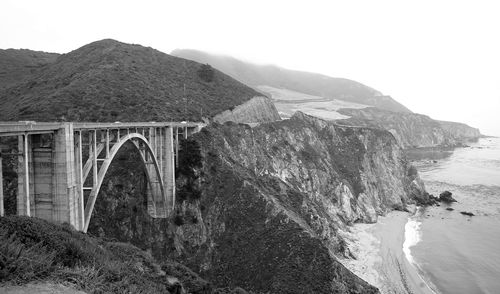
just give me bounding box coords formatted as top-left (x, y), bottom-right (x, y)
top-left (337, 107), bottom-right (481, 148)
top-left (0, 49), bottom-right (59, 90)
top-left (0, 40), bottom-right (263, 122)
top-left (171, 49), bottom-right (412, 113)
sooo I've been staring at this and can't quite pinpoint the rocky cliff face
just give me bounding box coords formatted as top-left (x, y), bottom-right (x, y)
top-left (438, 120), bottom-right (481, 140)
top-left (88, 112), bottom-right (426, 293)
top-left (337, 107), bottom-right (480, 148)
top-left (213, 96), bottom-right (281, 124)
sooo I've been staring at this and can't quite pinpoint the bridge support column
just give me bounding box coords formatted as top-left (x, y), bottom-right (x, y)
top-left (163, 127), bottom-right (175, 214)
top-left (17, 134), bottom-right (33, 216)
top-left (0, 152), bottom-right (3, 216)
top-left (52, 123), bottom-right (81, 229)
top-left (145, 127), bottom-right (166, 217)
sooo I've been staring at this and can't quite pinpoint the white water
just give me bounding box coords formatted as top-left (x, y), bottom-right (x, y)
top-left (403, 216), bottom-right (422, 265)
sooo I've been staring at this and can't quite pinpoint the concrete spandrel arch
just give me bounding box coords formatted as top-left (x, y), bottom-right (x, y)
top-left (83, 133), bottom-right (165, 233)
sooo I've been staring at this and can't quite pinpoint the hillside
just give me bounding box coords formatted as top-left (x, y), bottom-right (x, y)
top-left (0, 39), bottom-right (262, 122)
top-left (171, 49), bottom-right (412, 113)
top-left (0, 49), bottom-right (59, 90)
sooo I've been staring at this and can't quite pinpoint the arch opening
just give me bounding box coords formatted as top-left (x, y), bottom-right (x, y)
top-left (83, 133), bottom-right (166, 233)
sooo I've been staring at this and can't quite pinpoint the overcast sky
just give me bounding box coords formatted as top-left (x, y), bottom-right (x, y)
top-left (1, 0), bottom-right (499, 135)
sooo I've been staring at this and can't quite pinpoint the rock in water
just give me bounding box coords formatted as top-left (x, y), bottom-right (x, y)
top-left (439, 191), bottom-right (457, 203)
top-left (460, 211), bottom-right (475, 216)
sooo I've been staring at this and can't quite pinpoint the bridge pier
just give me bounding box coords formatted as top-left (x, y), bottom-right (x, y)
top-left (0, 152), bottom-right (4, 216)
top-left (163, 127), bottom-right (175, 215)
top-left (15, 124), bottom-right (83, 229)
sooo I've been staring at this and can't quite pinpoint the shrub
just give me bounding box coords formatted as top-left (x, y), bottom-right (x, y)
top-left (173, 215), bottom-right (185, 226)
top-left (197, 64), bottom-right (215, 82)
top-left (0, 234), bottom-right (55, 283)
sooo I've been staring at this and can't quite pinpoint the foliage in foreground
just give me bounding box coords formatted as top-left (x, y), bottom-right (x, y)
top-left (0, 216), bottom-right (177, 293)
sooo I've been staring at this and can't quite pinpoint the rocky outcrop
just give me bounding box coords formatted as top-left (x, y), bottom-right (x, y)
top-left (438, 191), bottom-right (457, 203)
top-left (213, 96), bottom-right (281, 124)
top-left (88, 112), bottom-right (426, 293)
top-left (337, 107), bottom-right (480, 148)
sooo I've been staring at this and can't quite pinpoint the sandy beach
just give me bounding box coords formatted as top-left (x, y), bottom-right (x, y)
top-left (340, 211), bottom-right (436, 294)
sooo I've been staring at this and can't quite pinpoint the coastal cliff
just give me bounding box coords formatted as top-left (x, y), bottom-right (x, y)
top-left (337, 107), bottom-right (480, 148)
top-left (88, 112), bottom-right (426, 293)
top-left (213, 96), bottom-right (281, 124)
top-left (438, 120), bottom-right (481, 141)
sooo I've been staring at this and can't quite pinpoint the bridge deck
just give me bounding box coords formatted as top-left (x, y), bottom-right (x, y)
top-left (0, 121), bottom-right (203, 136)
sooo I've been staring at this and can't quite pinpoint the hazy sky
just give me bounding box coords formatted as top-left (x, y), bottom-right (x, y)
top-left (1, 0), bottom-right (499, 135)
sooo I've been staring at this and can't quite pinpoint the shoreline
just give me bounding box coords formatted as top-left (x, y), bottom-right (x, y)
top-left (340, 210), bottom-right (437, 294)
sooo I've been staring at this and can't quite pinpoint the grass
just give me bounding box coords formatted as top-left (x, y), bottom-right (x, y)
top-left (0, 216), bottom-right (254, 294)
top-left (0, 216), bottom-right (177, 293)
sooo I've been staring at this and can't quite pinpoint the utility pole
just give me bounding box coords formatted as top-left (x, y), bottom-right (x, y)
top-left (183, 83), bottom-right (187, 121)
top-left (183, 59), bottom-right (187, 121)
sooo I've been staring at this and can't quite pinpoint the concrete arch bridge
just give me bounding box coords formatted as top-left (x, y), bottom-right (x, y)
top-left (0, 121), bottom-right (203, 232)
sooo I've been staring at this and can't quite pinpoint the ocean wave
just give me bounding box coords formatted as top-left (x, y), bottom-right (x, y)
top-left (403, 214), bottom-right (422, 265)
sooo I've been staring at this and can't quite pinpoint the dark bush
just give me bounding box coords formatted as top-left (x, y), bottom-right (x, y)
top-left (173, 215), bottom-right (185, 226)
top-left (177, 138), bottom-right (202, 179)
top-left (197, 64), bottom-right (215, 83)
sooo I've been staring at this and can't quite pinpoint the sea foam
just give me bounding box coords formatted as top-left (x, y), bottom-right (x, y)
top-left (403, 216), bottom-right (422, 265)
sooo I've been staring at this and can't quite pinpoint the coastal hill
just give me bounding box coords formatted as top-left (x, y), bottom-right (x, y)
top-left (0, 48), bottom-right (59, 90)
top-left (0, 39), bottom-right (266, 122)
top-left (171, 49), bottom-right (412, 113)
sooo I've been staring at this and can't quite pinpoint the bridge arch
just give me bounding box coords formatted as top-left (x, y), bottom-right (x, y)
top-left (83, 133), bottom-right (165, 232)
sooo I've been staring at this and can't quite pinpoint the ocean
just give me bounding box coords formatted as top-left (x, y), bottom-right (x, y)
top-left (406, 137), bottom-right (500, 294)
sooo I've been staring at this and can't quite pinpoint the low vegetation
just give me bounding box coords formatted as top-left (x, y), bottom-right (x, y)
top-left (0, 216), bottom-right (186, 293)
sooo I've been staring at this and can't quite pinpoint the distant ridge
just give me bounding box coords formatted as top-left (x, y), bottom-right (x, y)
top-left (0, 39), bottom-right (261, 122)
top-left (171, 49), bottom-right (412, 113)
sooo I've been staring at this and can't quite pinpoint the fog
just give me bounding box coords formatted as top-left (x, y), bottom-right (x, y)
top-left (1, 0), bottom-right (499, 135)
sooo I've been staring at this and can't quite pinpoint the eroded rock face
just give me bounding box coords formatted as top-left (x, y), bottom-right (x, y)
top-left (212, 96), bottom-right (281, 124)
top-left (337, 107), bottom-right (480, 148)
top-left (89, 112), bottom-right (425, 293)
